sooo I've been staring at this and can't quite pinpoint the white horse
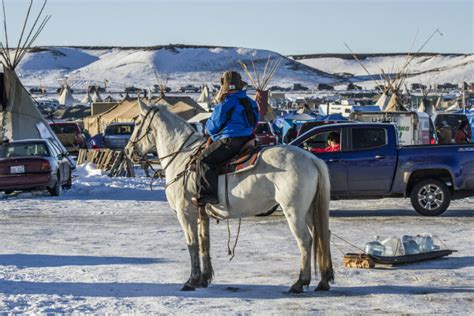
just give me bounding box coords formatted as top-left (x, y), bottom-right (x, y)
top-left (125, 100), bottom-right (334, 293)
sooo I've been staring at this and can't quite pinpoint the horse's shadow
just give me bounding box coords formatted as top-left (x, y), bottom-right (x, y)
top-left (1, 280), bottom-right (472, 299)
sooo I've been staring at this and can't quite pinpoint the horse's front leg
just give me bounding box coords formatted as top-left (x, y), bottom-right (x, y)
top-left (176, 209), bottom-right (202, 291)
top-left (198, 209), bottom-right (213, 288)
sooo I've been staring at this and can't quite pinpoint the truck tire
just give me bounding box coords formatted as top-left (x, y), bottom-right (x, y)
top-left (63, 174), bottom-right (72, 190)
top-left (410, 178), bottom-right (450, 216)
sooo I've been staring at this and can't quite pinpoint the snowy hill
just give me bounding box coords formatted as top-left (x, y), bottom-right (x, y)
top-left (291, 53), bottom-right (474, 88)
top-left (16, 46), bottom-right (340, 90)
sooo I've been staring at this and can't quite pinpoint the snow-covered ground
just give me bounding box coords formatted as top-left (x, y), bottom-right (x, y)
top-left (297, 54), bottom-right (474, 89)
top-left (0, 165), bottom-right (473, 314)
top-left (14, 46), bottom-right (473, 93)
top-left (16, 46), bottom-right (337, 91)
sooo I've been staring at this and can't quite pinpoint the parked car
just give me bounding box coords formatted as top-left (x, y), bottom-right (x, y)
top-left (290, 122), bottom-right (474, 216)
top-left (49, 122), bottom-right (87, 155)
top-left (0, 139), bottom-right (72, 196)
top-left (180, 85), bottom-right (200, 93)
top-left (103, 122), bottom-right (135, 150)
top-left (255, 121), bottom-right (277, 145)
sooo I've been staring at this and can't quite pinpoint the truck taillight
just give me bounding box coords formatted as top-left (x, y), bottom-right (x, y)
top-left (40, 160), bottom-right (51, 172)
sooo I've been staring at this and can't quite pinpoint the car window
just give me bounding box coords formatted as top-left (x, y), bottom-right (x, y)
top-left (300, 129), bottom-right (341, 153)
top-left (256, 123), bottom-right (271, 134)
top-left (351, 128), bottom-right (386, 150)
top-left (50, 124), bottom-right (79, 134)
top-left (105, 125), bottom-right (134, 135)
top-left (0, 143), bottom-right (50, 158)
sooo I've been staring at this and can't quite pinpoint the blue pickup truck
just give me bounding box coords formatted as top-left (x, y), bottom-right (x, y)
top-left (290, 122), bottom-right (474, 216)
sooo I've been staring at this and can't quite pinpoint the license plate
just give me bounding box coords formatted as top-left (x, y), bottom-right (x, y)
top-left (10, 165), bottom-right (25, 174)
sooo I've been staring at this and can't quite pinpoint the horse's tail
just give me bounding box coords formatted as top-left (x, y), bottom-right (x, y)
top-left (311, 157), bottom-right (334, 288)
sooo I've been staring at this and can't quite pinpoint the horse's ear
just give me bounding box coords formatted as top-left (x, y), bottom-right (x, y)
top-left (138, 98), bottom-right (150, 116)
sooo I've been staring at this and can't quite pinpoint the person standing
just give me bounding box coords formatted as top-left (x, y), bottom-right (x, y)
top-left (193, 71), bottom-right (259, 206)
top-left (284, 123), bottom-right (298, 144)
top-left (437, 121), bottom-right (453, 144)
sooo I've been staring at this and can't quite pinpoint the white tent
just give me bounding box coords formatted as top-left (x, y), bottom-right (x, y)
top-left (0, 0), bottom-right (69, 159)
top-left (81, 92), bottom-right (92, 104)
top-left (197, 85), bottom-right (213, 111)
top-left (58, 85), bottom-right (75, 107)
top-left (92, 90), bottom-right (102, 102)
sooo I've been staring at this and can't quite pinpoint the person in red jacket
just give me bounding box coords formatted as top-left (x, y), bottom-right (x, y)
top-left (454, 120), bottom-right (472, 144)
top-left (312, 131), bottom-right (340, 153)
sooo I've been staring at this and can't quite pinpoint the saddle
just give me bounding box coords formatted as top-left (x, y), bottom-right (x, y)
top-left (218, 139), bottom-right (263, 175)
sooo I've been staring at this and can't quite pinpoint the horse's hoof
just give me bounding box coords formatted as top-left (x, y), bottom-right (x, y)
top-left (200, 279), bottom-right (209, 288)
top-left (288, 286), bottom-right (304, 294)
top-left (180, 284), bottom-right (196, 291)
top-left (315, 282), bottom-right (330, 291)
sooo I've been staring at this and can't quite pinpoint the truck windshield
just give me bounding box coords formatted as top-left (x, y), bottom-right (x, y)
top-left (106, 125), bottom-right (134, 135)
top-left (0, 143), bottom-right (50, 158)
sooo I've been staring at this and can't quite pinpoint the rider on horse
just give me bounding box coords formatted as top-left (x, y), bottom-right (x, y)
top-left (192, 71), bottom-right (259, 207)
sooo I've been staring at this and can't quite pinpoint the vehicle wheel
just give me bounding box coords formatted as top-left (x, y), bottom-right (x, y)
top-left (48, 176), bottom-right (62, 197)
top-left (410, 178), bottom-right (450, 216)
top-left (63, 174), bottom-right (72, 189)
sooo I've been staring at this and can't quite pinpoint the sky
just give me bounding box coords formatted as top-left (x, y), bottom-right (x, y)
top-left (2, 0), bottom-right (473, 55)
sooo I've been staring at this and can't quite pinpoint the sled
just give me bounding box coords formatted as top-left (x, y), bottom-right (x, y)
top-left (343, 250), bottom-right (456, 268)
top-left (369, 249), bottom-right (456, 265)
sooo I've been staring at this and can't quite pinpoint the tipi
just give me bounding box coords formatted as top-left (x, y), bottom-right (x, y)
top-left (58, 82), bottom-right (75, 107)
top-left (240, 57), bottom-right (281, 121)
top-left (91, 90), bottom-right (102, 102)
top-left (81, 92), bottom-right (93, 104)
top-left (0, 0), bottom-right (67, 155)
top-left (197, 84), bottom-right (213, 111)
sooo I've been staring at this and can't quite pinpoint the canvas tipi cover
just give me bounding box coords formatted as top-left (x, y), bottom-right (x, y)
top-left (0, 66), bottom-right (67, 153)
top-left (81, 92), bottom-right (92, 104)
top-left (58, 85), bottom-right (75, 107)
top-left (92, 90), bottom-right (102, 102)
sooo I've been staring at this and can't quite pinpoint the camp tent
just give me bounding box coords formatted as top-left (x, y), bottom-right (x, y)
top-left (197, 85), bottom-right (213, 111)
top-left (0, 66), bottom-right (68, 155)
top-left (81, 92), bottom-right (92, 104)
top-left (83, 99), bottom-right (136, 136)
top-left (58, 85), bottom-right (75, 107)
top-left (91, 90), bottom-right (102, 102)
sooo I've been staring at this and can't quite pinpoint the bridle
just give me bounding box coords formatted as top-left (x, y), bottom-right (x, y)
top-left (129, 106), bottom-right (204, 188)
top-left (129, 107), bottom-right (160, 160)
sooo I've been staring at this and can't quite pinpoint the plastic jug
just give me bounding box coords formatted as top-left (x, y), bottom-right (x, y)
top-left (365, 236), bottom-right (385, 256)
top-left (415, 234), bottom-right (436, 253)
top-left (381, 237), bottom-right (404, 256)
top-left (402, 235), bottom-right (420, 255)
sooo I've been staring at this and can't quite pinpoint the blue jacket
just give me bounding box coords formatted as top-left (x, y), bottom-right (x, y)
top-left (205, 90), bottom-right (259, 141)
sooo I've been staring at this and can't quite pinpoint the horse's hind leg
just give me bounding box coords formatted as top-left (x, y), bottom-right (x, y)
top-left (282, 205), bottom-right (312, 294)
top-left (176, 210), bottom-right (202, 291)
top-left (198, 212), bottom-right (213, 288)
